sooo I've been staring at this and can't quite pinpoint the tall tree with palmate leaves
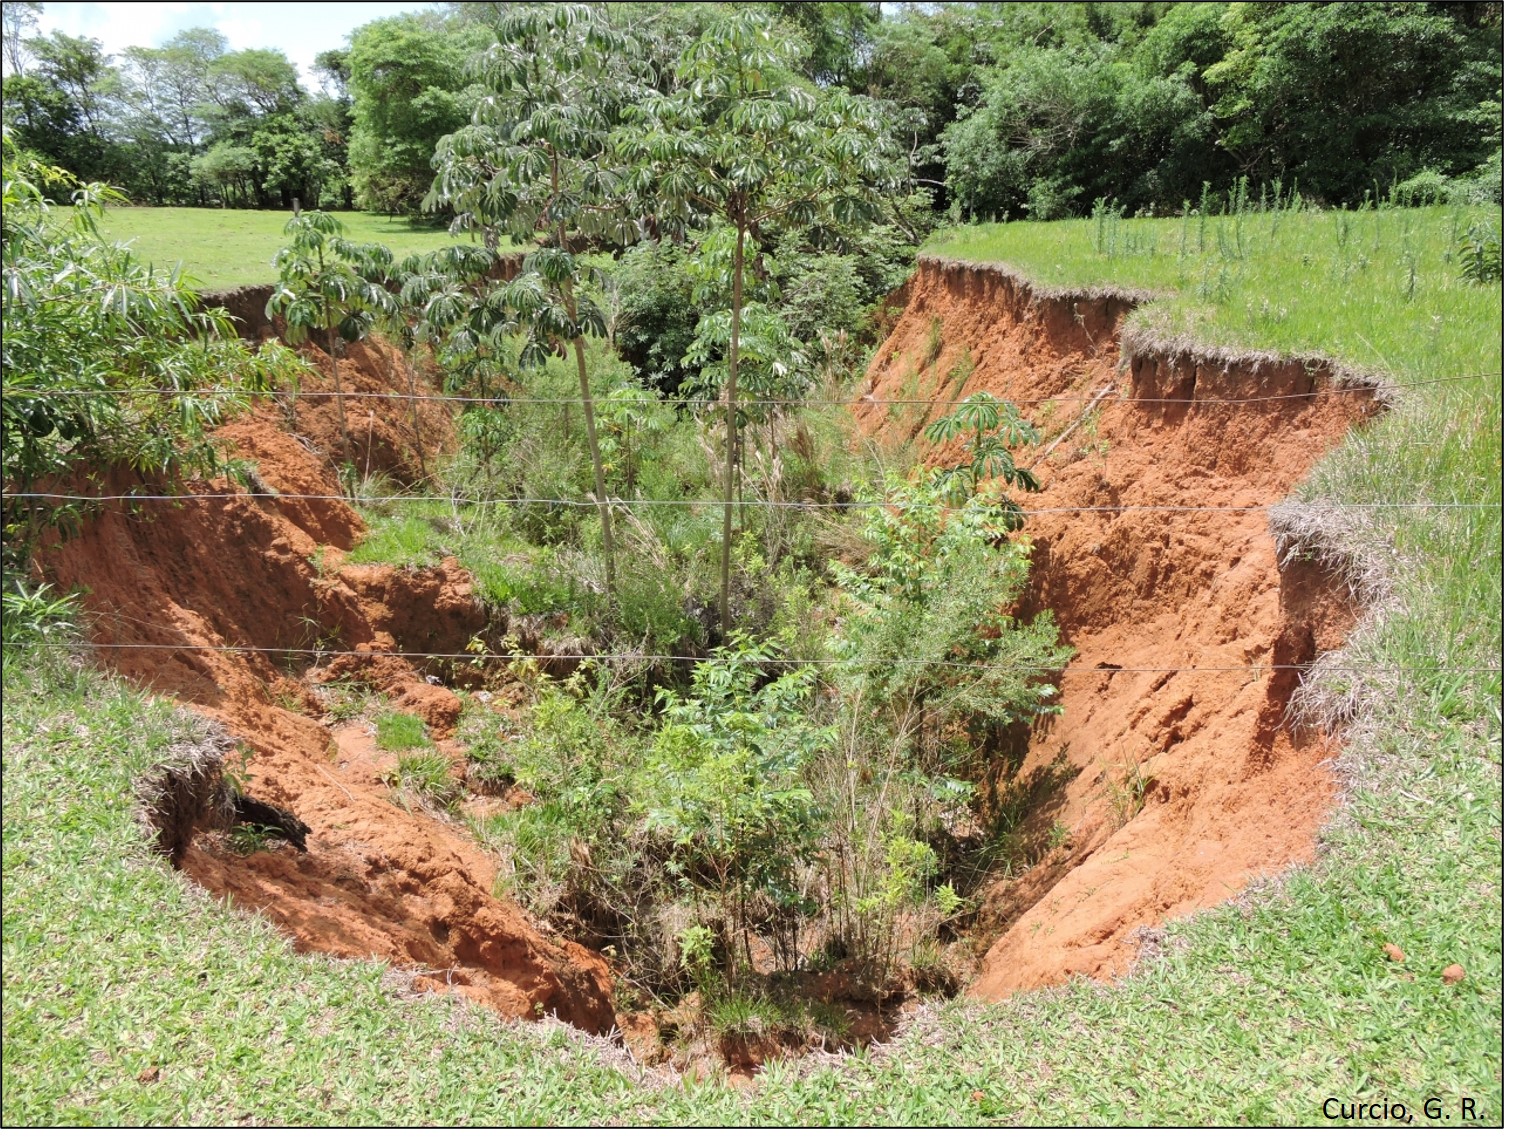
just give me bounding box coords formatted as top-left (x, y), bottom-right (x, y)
top-left (618, 9), bottom-right (899, 629)
top-left (427, 3), bottom-right (646, 597)
top-left (266, 210), bottom-right (396, 475)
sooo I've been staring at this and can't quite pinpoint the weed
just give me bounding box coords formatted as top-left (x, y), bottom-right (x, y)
top-left (226, 823), bottom-right (283, 855)
top-left (384, 748), bottom-right (461, 812)
top-left (1457, 221), bottom-right (1501, 284)
top-left (374, 710), bottom-right (431, 752)
top-left (1045, 821), bottom-right (1073, 853)
top-left (921, 315), bottom-right (942, 366)
top-left (1, 579), bottom-right (80, 651)
top-left (1101, 755), bottom-right (1151, 830)
top-left (318, 681), bottom-right (376, 723)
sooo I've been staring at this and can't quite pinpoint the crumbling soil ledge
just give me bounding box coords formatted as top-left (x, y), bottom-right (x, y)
top-left (857, 256), bottom-right (1383, 996)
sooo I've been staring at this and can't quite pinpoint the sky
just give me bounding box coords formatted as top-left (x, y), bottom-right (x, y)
top-left (23, 2), bottom-right (446, 89)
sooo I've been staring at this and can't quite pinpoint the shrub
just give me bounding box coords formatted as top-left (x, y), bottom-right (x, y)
top-left (830, 475), bottom-right (1071, 773)
top-left (636, 638), bottom-right (834, 983)
top-left (2, 133), bottom-right (298, 567)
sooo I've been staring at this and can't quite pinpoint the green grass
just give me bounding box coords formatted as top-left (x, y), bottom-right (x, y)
top-left (347, 497), bottom-right (550, 612)
top-left (373, 710), bottom-right (431, 753)
top-left (3, 650), bottom-right (1499, 1123)
top-left (927, 203), bottom-right (1501, 385)
top-left (95, 207), bottom-right (458, 291)
top-left (4, 205), bottom-right (1500, 1125)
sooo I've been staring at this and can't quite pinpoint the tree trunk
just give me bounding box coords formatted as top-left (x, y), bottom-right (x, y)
top-left (569, 316), bottom-right (617, 597)
top-left (316, 241), bottom-right (355, 472)
top-left (720, 222), bottom-right (746, 632)
top-left (328, 328), bottom-right (355, 472)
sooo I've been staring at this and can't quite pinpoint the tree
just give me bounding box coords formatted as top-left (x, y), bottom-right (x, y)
top-left (2, 131), bottom-right (296, 564)
top-left (266, 210), bottom-right (395, 473)
top-left (2, 1), bottom-right (42, 76)
top-left (347, 12), bottom-right (485, 215)
top-left (923, 390), bottom-right (1040, 521)
top-left (7, 30), bottom-right (116, 180)
top-left (831, 475), bottom-right (1070, 772)
top-left (620, 8), bottom-right (897, 628)
top-left (206, 47), bottom-right (301, 120)
top-left (430, 2), bottom-right (649, 595)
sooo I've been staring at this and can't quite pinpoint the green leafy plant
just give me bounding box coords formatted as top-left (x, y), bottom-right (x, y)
top-left (1, 579), bottom-right (80, 650)
top-left (226, 823), bottom-right (282, 856)
top-left (429, 4), bottom-right (646, 596)
top-left (2, 132), bottom-right (297, 567)
top-left (832, 474), bottom-right (1071, 772)
top-left (1102, 755), bottom-right (1152, 830)
top-left (638, 637), bottom-right (833, 984)
top-left (1458, 221), bottom-right (1501, 284)
top-left (618, 8), bottom-right (899, 627)
top-left (266, 209), bottom-right (396, 470)
top-left (923, 391), bottom-right (1040, 523)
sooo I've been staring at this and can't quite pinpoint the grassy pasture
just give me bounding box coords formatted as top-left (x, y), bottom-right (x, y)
top-left (3, 204), bottom-right (1501, 1125)
top-left (95, 207), bottom-right (456, 291)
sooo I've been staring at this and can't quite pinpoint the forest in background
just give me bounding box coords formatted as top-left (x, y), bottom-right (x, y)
top-left (1, 2), bottom-right (1502, 221)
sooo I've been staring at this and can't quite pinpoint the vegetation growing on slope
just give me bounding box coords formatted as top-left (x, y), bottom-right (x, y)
top-left (0, 1), bottom-right (1501, 1128)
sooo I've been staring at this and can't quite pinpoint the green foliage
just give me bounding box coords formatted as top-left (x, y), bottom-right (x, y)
top-left (267, 210), bottom-right (396, 348)
top-left (1, 579), bottom-right (80, 657)
top-left (346, 13), bottom-right (486, 216)
top-left (933, 2), bottom-right (1500, 221)
top-left (639, 639), bottom-right (833, 981)
top-left (923, 391), bottom-right (1041, 514)
top-left (384, 747), bottom-right (461, 812)
top-left (619, 5), bottom-right (902, 627)
top-left (225, 823), bottom-right (282, 856)
top-left (373, 710), bottom-right (431, 753)
top-left (266, 208), bottom-right (397, 469)
top-left (429, 3), bottom-right (651, 595)
top-left (1457, 221), bottom-right (1501, 285)
top-left (608, 240), bottom-right (701, 392)
top-left (832, 475), bottom-right (1070, 769)
top-left (1, 135), bottom-right (298, 564)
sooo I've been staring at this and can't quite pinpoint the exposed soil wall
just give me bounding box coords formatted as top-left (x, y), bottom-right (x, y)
top-left (37, 348), bottom-right (615, 1035)
top-left (858, 257), bottom-right (1378, 996)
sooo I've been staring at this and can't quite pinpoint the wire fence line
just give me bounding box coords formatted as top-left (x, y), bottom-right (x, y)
top-left (35, 639), bottom-right (1502, 677)
top-left (2, 370), bottom-right (1499, 410)
top-left (0, 491), bottom-right (1499, 515)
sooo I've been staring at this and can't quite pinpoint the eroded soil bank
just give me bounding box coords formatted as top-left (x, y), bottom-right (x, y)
top-left (36, 343), bottom-right (615, 1034)
top-left (858, 257), bottom-right (1378, 995)
top-left (39, 257), bottom-right (1377, 1049)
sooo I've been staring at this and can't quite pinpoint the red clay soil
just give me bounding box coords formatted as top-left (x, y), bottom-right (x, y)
top-left (35, 347), bottom-right (616, 1034)
top-left (857, 257), bottom-right (1377, 997)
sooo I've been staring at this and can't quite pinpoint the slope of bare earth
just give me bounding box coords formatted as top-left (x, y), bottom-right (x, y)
top-left (35, 347), bottom-right (616, 1035)
top-left (857, 258), bottom-right (1377, 995)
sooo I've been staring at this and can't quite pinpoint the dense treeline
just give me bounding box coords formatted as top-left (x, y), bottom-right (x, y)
top-left (2, 2), bottom-right (1501, 218)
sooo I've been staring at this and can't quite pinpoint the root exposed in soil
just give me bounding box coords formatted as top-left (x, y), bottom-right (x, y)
top-left (857, 257), bottom-right (1378, 996)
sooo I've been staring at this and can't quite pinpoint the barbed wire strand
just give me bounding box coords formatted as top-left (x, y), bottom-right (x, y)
top-left (33, 639), bottom-right (1502, 676)
top-left (2, 370), bottom-right (1500, 409)
top-left (0, 491), bottom-right (1499, 514)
